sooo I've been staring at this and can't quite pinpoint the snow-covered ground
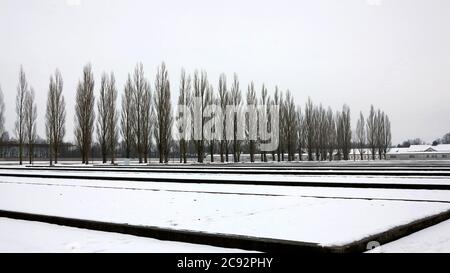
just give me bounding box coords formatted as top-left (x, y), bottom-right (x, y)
top-left (1, 176), bottom-right (450, 202)
top-left (1, 159), bottom-right (449, 166)
top-left (1, 175), bottom-right (449, 247)
top-left (367, 219), bottom-right (450, 253)
top-left (0, 217), bottom-right (246, 253)
top-left (1, 168), bottom-right (450, 186)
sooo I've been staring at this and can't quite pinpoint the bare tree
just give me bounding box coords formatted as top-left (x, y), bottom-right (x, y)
top-left (315, 104), bottom-right (326, 161)
top-left (356, 111), bottom-right (365, 160)
top-left (373, 110), bottom-right (391, 160)
top-left (304, 97), bottom-right (315, 161)
top-left (375, 109), bottom-right (385, 160)
top-left (192, 70), bottom-right (208, 163)
top-left (121, 75), bottom-right (135, 159)
top-left (230, 73), bottom-right (242, 162)
top-left (296, 106), bottom-right (305, 161)
top-left (441, 133), bottom-right (450, 144)
top-left (97, 73), bottom-right (110, 163)
top-left (154, 62), bottom-right (173, 163)
top-left (268, 96), bottom-right (276, 161)
top-left (45, 70), bottom-right (66, 165)
top-left (25, 88), bottom-right (37, 164)
top-left (336, 105), bottom-right (352, 160)
top-left (246, 82), bottom-right (257, 162)
top-left (132, 63), bottom-right (146, 163)
top-left (283, 90), bottom-right (297, 161)
top-left (273, 87), bottom-right (283, 161)
top-left (366, 105), bottom-right (377, 160)
top-left (74, 64), bottom-right (95, 164)
top-left (325, 107), bottom-right (336, 161)
top-left (15, 66), bottom-right (29, 165)
top-left (0, 86), bottom-right (5, 142)
top-left (259, 85), bottom-right (268, 162)
top-left (107, 73), bottom-right (118, 164)
top-left (218, 74), bottom-right (229, 162)
top-left (206, 84), bottom-right (215, 162)
top-left (177, 69), bottom-right (192, 163)
top-left (382, 114), bottom-right (392, 158)
top-left (142, 79), bottom-right (152, 163)
top-left (96, 72), bottom-right (119, 164)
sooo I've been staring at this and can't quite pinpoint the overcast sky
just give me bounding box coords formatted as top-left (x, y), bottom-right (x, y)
top-left (1, 0), bottom-right (449, 144)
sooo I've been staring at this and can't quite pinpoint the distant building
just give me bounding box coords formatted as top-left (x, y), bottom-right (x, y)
top-left (0, 141), bottom-right (79, 160)
top-left (348, 148), bottom-right (375, 161)
top-left (387, 144), bottom-right (450, 160)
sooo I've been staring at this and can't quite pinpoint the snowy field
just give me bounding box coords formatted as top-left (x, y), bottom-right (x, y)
top-left (1, 173), bottom-right (450, 248)
top-left (2, 168), bottom-right (450, 186)
top-left (1, 175), bottom-right (450, 203)
top-left (1, 162), bottom-right (450, 252)
top-left (0, 217), bottom-right (246, 253)
top-left (368, 219), bottom-right (450, 253)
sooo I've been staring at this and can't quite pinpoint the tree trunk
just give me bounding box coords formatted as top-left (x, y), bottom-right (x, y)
top-left (54, 144), bottom-right (58, 164)
top-left (19, 141), bottom-right (23, 165)
top-left (250, 140), bottom-right (255, 162)
top-left (29, 143), bottom-right (32, 164)
top-left (220, 140), bottom-right (224, 162)
top-left (49, 141), bottom-right (53, 166)
top-left (179, 140), bottom-right (183, 163)
top-left (225, 142), bottom-right (229, 162)
top-left (210, 140), bottom-right (214, 163)
top-left (183, 141), bottom-right (187, 163)
top-left (102, 149), bottom-right (107, 164)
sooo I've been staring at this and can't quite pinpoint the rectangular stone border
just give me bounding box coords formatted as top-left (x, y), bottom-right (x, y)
top-left (1, 208), bottom-right (450, 253)
top-left (1, 172), bottom-right (450, 190)
top-left (15, 166), bottom-right (450, 176)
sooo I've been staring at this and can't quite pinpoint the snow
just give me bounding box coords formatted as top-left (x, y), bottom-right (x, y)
top-left (7, 159), bottom-right (447, 164)
top-left (433, 144), bottom-right (450, 152)
top-left (1, 175), bottom-right (450, 203)
top-left (0, 217), bottom-right (247, 253)
top-left (388, 144), bottom-right (450, 155)
top-left (1, 175), bottom-right (449, 246)
top-left (367, 219), bottom-right (450, 253)
top-left (1, 168), bottom-right (450, 186)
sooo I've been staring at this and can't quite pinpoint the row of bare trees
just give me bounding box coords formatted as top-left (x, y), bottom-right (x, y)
top-left (10, 64), bottom-right (173, 165)
top-left (177, 72), bottom-right (246, 163)
top-left (46, 70), bottom-right (66, 164)
top-left (120, 62), bottom-right (173, 164)
top-left (74, 65), bottom-right (95, 164)
top-left (10, 67), bottom-right (67, 165)
top-left (0, 86), bottom-right (4, 142)
top-left (356, 105), bottom-right (392, 160)
top-left (97, 72), bottom-right (118, 164)
top-left (8, 64), bottom-right (392, 164)
top-left (175, 70), bottom-right (379, 163)
top-left (176, 71), bottom-right (392, 162)
top-left (14, 67), bottom-right (37, 165)
top-left (72, 62), bottom-right (173, 165)
top-left (154, 63), bottom-right (173, 163)
top-left (287, 97), bottom-right (351, 162)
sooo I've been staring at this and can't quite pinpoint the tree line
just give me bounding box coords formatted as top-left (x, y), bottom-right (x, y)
top-left (0, 63), bottom-right (392, 165)
top-left (398, 132), bottom-right (450, 147)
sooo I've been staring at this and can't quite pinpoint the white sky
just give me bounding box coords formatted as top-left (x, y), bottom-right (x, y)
top-left (1, 0), bottom-right (449, 144)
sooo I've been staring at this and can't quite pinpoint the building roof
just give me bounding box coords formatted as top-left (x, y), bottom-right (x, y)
top-left (349, 148), bottom-right (373, 154)
top-left (388, 144), bottom-right (450, 154)
top-left (407, 145), bottom-right (432, 152)
top-left (433, 144), bottom-right (450, 152)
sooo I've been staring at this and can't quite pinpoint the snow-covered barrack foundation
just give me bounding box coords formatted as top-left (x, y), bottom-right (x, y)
top-left (1, 161), bottom-right (450, 252)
